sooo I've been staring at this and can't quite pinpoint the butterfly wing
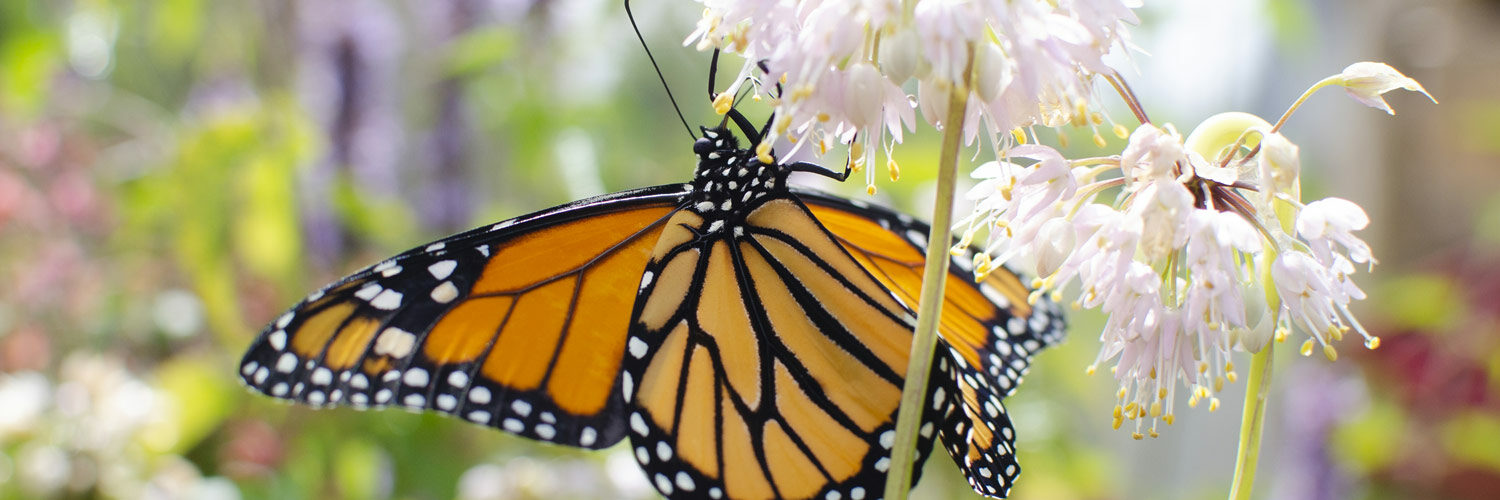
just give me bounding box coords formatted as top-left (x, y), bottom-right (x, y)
top-left (622, 195), bottom-right (955, 499)
top-left (796, 187), bottom-right (1067, 498)
top-left (238, 185), bottom-right (689, 449)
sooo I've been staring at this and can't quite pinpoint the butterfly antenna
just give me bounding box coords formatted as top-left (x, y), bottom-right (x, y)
top-left (625, 0), bottom-right (695, 140)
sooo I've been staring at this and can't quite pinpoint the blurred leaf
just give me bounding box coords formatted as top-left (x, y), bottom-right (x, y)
top-left (335, 439), bottom-right (388, 500)
top-left (445, 26), bottom-right (517, 79)
top-left (0, 28), bottom-right (60, 117)
top-left (331, 175), bottom-right (417, 251)
top-left (1265, 0), bottom-right (1314, 51)
top-left (1457, 100), bottom-right (1500, 154)
top-left (143, 355), bottom-right (238, 455)
top-left (1442, 412), bottom-right (1500, 473)
top-left (1331, 398), bottom-right (1407, 474)
top-left (1374, 273), bottom-right (1466, 333)
top-left (149, 0), bottom-right (205, 63)
top-left (1475, 194), bottom-right (1500, 250)
top-left (234, 95), bottom-right (319, 294)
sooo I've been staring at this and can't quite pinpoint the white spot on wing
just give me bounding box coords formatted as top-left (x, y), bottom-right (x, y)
top-left (628, 337), bottom-right (648, 359)
top-left (403, 368), bottom-right (429, 387)
top-left (580, 426), bottom-right (597, 446)
top-left (370, 289), bottom-right (403, 310)
top-left (354, 283), bottom-right (383, 301)
top-left (468, 386), bottom-right (491, 404)
top-left (428, 260), bottom-right (457, 280)
top-left (630, 412), bottom-right (648, 435)
top-left (373, 327), bottom-right (416, 358)
top-left (276, 353), bottom-right (297, 373)
top-left (430, 282), bottom-right (459, 303)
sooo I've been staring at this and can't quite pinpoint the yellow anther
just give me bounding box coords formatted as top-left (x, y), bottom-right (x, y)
top-left (756, 143), bottom-right (775, 164)
top-left (866, 184), bottom-right (877, 195)
top-left (1275, 327), bottom-right (1290, 342)
top-left (1092, 132), bottom-right (1107, 148)
top-left (1123, 402), bottom-right (1138, 416)
top-left (1164, 414), bottom-right (1175, 425)
top-left (1209, 397), bottom-right (1221, 412)
top-left (1195, 386), bottom-right (1209, 399)
top-left (887, 158), bottom-right (900, 182)
top-left (1011, 127), bottom-right (1027, 144)
top-left (1214, 376), bottom-right (1225, 393)
top-left (1086, 365), bottom-right (1098, 376)
top-left (1149, 429), bottom-right (1159, 439)
top-left (1300, 339), bottom-right (1315, 357)
top-left (1149, 367), bottom-right (1156, 379)
top-left (1150, 401), bottom-right (1161, 417)
top-left (850, 142), bottom-right (864, 162)
top-left (1366, 337), bottom-right (1381, 349)
top-left (1113, 123), bottom-right (1129, 139)
top-left (817, 112), bottom-right (830, 122)
top-left (1157, 388), bottom-right (1167, 399)
top-left (1198, 361), bottom-right (1209, 374)
top-left (712, 93), bottom-right (734, 115)
top-left (1137, 407), bottom-right (1148, 419)
top-left (1323, 344), bottom-right (1338, 361)
top-left (1227, 371), bottom-right (1238, 383)
top-left (1188, 396), bottom-right (1200, 408)
top-left (1117, 387), bottom-right (1128, 400)
top-left (1132, 432), bottom-right (1144, 440)
top-left (1112, 417), bottom-right (1123, 430)
top-left (1112, 405), bottom-right (1123, 418)
top-left (1330, 326), bottom-right (1345, 342)
top-left (1057, 133), bottom-right (1070, 148)
top-left (1225, 362), bottom-right (1235, 373)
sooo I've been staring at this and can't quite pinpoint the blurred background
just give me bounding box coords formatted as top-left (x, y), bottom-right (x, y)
top-left (0, 0), bottom-right (1496, 499)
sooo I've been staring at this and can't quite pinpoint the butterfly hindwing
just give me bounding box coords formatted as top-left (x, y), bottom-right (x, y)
top-left (798, 188), bottom-right (1066, 498)
top-left (239, 185), bottom-right (689, 449)
top-left (623, 195), bottom-right (949, 499)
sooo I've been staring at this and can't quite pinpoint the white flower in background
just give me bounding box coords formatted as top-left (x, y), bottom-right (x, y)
top-left (685, 0), bottom-right (1141, 193)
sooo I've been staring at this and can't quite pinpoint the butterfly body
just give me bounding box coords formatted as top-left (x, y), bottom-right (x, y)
top-left (239, 121), bottom-right (1064, 499)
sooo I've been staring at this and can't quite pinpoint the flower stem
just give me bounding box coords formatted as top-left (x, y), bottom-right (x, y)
top-left (1271, 76), bottom-right (1339, 132)
top-left (884, 60), bottom-right (973, 500)
top-left (1228, 342), bottom-right (1276, 500)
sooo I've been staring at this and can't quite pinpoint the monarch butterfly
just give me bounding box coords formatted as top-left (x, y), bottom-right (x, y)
top-left (238, 100), bottom-right (1064, 498)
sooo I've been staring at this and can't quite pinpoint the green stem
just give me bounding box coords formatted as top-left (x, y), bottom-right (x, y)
top-left (1271, 76), bottom-right (1338, 132)
top-left (1228, 343), bottom-right (1276, 500)
top-left (884, 74), bottom-right (972, 499)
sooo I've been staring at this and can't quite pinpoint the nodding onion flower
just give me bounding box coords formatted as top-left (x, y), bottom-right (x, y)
top-left (684, 0), bottom-right (1141, 194)
top-left (953, 63), bottom-right (1429, 438)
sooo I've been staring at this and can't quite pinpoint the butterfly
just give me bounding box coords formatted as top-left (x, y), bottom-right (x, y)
top-left (238, 108), bottom-right (1065, 499)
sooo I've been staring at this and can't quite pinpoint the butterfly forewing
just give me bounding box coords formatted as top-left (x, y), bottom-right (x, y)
top-left (239, 185), bottom-right (689, 449)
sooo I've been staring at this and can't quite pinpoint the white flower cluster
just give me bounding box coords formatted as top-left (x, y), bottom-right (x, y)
top-left (684, 0), bottom-right (1141, 193)
top-left (955, 63), bottom-right (1430, 438)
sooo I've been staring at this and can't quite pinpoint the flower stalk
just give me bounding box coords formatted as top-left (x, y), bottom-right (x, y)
top-left (1228, 338), bottom-right (1276, 500)
top-left (884, 45), bottom-right (973, 500)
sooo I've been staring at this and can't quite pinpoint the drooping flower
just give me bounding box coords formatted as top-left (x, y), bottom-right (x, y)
top-left (1333, 62), bottom-right (1436, 115)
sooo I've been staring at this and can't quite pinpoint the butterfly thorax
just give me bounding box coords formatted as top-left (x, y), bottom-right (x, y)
top-left (684, 126), bottom-right (785, 234)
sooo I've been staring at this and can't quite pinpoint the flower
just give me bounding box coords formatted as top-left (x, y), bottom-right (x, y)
top-left (1333, 62), bottom-right (1436, 115)
top-left (961, 101), bottom-right (1400, 435)
top-left (685, 0), bottom-right (1142, 192)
